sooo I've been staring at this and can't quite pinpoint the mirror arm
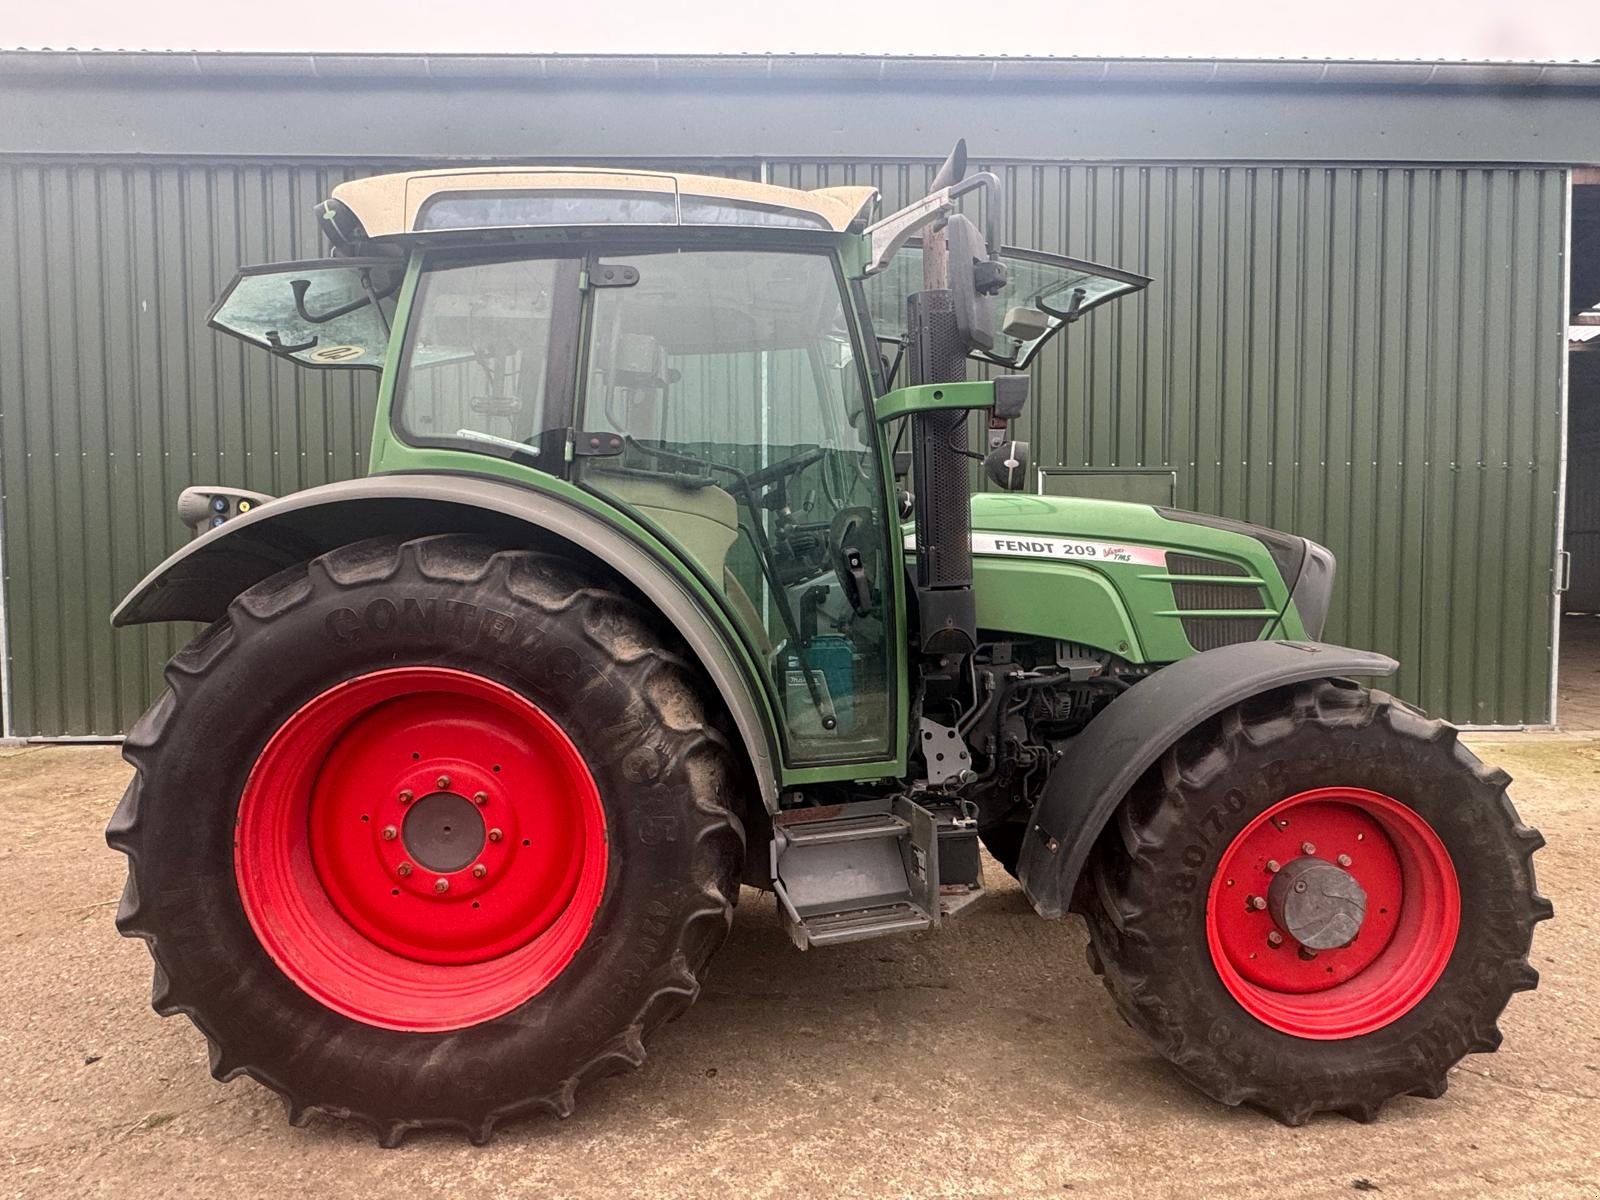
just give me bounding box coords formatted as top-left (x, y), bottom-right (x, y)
top-left (862, 188), bottom-right (956, 276)
top-left (861, 172), bottom-right (1006, 278)
top-left (950, 172), bottom-right (1004, 260)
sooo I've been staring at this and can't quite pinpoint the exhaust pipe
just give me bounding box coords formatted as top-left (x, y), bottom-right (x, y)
top-left (928, 138), bottom-right (968, 192)
top-left (907, 140), bottom-right (979, 659)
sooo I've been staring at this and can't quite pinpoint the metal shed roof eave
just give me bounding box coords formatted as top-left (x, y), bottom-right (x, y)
top-left (1, 50), bottom-right (1599, 89)
top-left (5, 50), bottom-right (1600, 168)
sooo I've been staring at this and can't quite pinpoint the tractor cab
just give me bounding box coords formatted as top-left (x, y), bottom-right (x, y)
top-left (205, 160), bottom-right (1147, 766)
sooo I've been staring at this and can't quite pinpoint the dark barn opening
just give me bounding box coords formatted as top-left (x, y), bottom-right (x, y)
top-left (1559, 177), bottom-right (1600, 728)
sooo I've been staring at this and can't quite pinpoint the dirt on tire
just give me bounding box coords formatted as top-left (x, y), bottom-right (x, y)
top-left (1079, 678), bottom-right (1552, 1125)
top-left (107, 534), bottom-right (745, 1145)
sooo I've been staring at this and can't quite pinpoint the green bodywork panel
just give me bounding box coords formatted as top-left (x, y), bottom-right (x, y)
top-left (959, 494), bottom-right (1307, 661)
top-left (872, 381), bottom-right (996, 423)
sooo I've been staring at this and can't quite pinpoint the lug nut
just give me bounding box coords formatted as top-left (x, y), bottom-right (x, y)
top-left (1265, 858), bottom-right (1281, 873)
top-left (398, 789), bottom-right (413, 804)
top-left (488, 828), bottom-right (503, 843)
top-left (473, 791), bottom-right (489, 806)
top-left (1267, 930), bottom-right (1284, 947)
top-left (1301, 841), bottom-right (1316, 856)
top-left (1298, 945), bottom-right (1319, 961)
top-left (1248, 894), bottom-right (1267, 911)
top-left (381, 825), bottom-right (398, 841)
top-left (397, 862), bottom-right (413, 877)
top-left (436, 774), bottom-right (452, 790)
top-left (1337, 853), bottom-right (1353, 867)
top-left (434, 878), bottom-right (450, 894)
top-left (472, 864), bottom-right (487, 879)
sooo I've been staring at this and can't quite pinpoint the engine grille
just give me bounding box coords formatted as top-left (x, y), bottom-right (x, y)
top-left (1167, 553), bottom-right (1269, 651)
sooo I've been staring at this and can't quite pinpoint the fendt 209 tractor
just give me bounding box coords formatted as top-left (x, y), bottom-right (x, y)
top-left (108, 142), bottom-right (1551, 1144)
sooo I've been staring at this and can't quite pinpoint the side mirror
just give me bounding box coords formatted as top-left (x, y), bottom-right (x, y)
top-left (984, 440), bottom-right (1031, 492)
top-left (947, 213), bottom-right (1006, 353)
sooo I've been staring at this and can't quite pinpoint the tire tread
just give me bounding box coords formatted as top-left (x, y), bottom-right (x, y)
top-left (1081, 681), bottom-right (1551, 1126)
top-left (108, 535), bottom-right (745, 1145)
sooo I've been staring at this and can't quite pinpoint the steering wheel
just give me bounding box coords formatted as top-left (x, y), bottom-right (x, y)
top-left (828, 506), bottom-right (879, 616)
top-left (743, 446), bottom-right (828, 493)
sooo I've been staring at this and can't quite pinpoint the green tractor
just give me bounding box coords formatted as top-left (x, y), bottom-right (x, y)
top-left (108, 142), bottom-right (1550, 1143)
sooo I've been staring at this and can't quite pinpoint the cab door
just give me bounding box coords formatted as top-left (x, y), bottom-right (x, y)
top-left (572, 247), bottom-right (900, 767)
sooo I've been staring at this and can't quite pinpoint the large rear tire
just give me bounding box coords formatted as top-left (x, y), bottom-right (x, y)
top-left (1080, 679), bottom-right (1551, 1125)
top-left (108, 535), bottom-right (745, 1145)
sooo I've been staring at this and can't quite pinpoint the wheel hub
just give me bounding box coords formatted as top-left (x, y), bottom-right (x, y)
top-left (233, 667), bottom-right (608, 1032)
top-left (1205, 786), bottom-right (1460, 1039)
top-left (1266, 855), bottom-right (1368, 951)
top-left (402, 791), bottom-right (485, 874)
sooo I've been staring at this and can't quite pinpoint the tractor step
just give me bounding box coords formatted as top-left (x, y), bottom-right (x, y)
top-left (792, 901), bottom-right (933, 946)
top-left (771, 797), bottom-right (939, 949)
top-left (780, 810), bottom-right (908, 846)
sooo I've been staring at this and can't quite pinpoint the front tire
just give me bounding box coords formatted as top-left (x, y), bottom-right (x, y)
top-left (1080, 679), bottom-right (1551, 1125)
top-left (107, 535), bottom-right (745, 1145)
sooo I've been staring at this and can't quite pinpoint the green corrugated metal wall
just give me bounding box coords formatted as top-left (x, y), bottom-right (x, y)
top-left (0, 156), bottom-right (1567, 735)
top-left (772, 159), bottom-right (1567, 726)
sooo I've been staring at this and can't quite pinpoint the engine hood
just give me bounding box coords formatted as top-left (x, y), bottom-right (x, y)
top-left (903, 494), bottom-right (1332, 661)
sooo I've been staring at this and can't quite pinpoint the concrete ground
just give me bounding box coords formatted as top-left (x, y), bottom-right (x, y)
top-left (0, 740), bottom-right (1595, 1200)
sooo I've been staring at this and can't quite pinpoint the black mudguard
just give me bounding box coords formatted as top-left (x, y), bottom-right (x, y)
top-left (1017, 640), bottom-right (1399, 918)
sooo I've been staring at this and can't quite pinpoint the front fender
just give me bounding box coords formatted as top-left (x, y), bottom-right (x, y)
top-left (1017, 640), bottom-right (1398, 918)
top-left (114, 474), bottom-right (780, 810)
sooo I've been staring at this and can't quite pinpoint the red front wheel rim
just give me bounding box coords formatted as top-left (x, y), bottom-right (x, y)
top-left (1205, 786), bottom-right (1460, 1039)
top-left (234, 667), bottom-right (608, 1033)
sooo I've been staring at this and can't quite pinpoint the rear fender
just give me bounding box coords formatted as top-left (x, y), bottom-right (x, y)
top-left (113, 474), bottom-right (780, 810)
top-left (1017, 640), bottom-right (1398, 918)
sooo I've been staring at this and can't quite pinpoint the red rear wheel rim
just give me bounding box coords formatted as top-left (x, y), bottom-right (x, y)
top-left (1205, 786), bottom-right (1459, 1039)
top-left (234, 667), bottom-right (607, 1033)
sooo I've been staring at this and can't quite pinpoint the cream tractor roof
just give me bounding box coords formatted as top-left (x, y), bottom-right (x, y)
top-left (330, 167), bottom-right (880, 238)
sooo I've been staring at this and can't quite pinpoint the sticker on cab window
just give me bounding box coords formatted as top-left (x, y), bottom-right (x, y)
top-left (307, 344), bottom-right (366, 363)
